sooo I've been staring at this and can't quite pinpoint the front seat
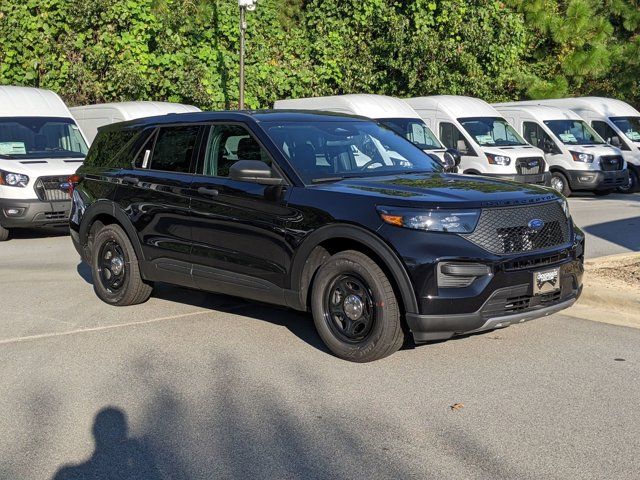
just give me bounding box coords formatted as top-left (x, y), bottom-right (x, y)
top-left (236, 137), bottom-right (262, 161)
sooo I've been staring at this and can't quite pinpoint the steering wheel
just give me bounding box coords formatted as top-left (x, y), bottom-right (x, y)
top-left (360, 159), bottom-right (386, 170)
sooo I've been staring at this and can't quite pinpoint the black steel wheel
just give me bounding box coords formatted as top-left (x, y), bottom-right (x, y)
top-left (91, 223), bottom-right (153, 306)
top-left (311, 250), bottom-right (404, 362)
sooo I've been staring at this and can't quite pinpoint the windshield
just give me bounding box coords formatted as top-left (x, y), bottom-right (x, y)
top-left (378, 118), bottom-right (443, 150)
top-left (544, 119), bottom-right (605, 145)
top-left (0, 116), bottom-right (88, 159)
top-left (458, 117), bottom-right (526, 147)
top-left (265, 120), bottom-right (442, 183)
top-left (611, 116), bottom-right (640, 143)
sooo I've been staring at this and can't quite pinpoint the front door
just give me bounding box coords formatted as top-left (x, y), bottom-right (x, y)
top-left (189, 123), bottom-right (293, 303)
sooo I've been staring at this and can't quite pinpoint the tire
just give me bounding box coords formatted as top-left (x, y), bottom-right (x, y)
top-left (310, 250), bottom-right (404, 362)
top-left (618, 169), bottom-right (639, 194)
top-left (593, 189), bottom-right (613, 196)
top-left (0, 225), bottom-right (9, 242)
top-left (91, 223), bottom-right (153, 306)
top-left (550, 171), bottom-right (571, 197)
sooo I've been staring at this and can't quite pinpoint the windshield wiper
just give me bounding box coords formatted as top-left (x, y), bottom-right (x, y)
top-left (311, 176), bottom-right (346, 184)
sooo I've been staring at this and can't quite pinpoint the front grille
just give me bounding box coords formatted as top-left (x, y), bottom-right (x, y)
top-left (482, 285), bottom-right (565, 318)
top-left (503, 250), bottom-right (570, 271)
top-left (44, 211), bottom-right (68, 220)
top-left (600, 155), bottom-right (624, 171)
top-left (34, 176), bottom-right (69, 202)
top-left (463, 202), bottom-right (570, 255)
top-left (516, 157), bottom-right (545, 175)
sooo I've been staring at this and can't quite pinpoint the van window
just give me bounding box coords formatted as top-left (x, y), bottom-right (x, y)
top-left (378, 118), bottom-right (443, 150)
top-left (439, 122), bottom-right (473, 155)
top-left (202, 124), bottom-right (272, 177)
top-left (544, 120), bottom-right (604, 145)
top-left (458, 117), bottom-right (526, 147)
top-left (148, 125), bottom-right (200, 173)
top-left (0, 117), bottom-right (88, 159)
top-left (610, 117), bottom-right (640, 143)
top-left (592, 121), bottom-right (630, 151)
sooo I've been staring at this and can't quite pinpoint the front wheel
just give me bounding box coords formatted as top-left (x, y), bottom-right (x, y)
top-left (91, 224), bottom-right (153, 306)
top-left (618, 169), bottom-right (639, 194)
top-left (311, 250), bottom-right (405, 362)
top-left (0, 225), bottom-right (9, 241)
top-left (550, 171), bottom-right (571, 196)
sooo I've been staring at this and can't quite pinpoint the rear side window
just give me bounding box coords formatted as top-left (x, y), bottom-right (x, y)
top-left (149, 125), bottom-right (200, 173)
top-left (84, 128), bottom-right (142, 167)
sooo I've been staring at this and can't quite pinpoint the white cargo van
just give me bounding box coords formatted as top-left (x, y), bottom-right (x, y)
top-left (405, 95), bottom-right (549, 185)
top-left (493, 103), bottom-right (628, 196)
top-left (70, 101), bottom-right (201, 144)
top-left (273, 95), bottom-right (458, 167)
top-left (511, 97), bottom-right (640, 193)
top-left (0, 86), bottom-right (89, 241)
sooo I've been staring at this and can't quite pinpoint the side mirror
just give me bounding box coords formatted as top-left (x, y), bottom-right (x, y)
top-left (456, 139), bottom-right (467, 155)
top-left (443, 149), bottom-right (461, 173)
top-left (229, 160), bottom-right (283, 186)
top-left (543, 138), bottom-right (557, 154)
top-left (610, 136), bottom-right (621, 148)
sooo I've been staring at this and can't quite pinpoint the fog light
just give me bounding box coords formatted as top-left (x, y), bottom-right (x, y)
top-left (578, 175), bottom-right (594, 182)
top-left (437, 262), bottom-right (492, 288)
top-left (4, 207), bottom-right (25, 217)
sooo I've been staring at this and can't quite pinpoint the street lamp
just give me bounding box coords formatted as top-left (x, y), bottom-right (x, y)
top-left (238, 0), bottom-right (258, 110)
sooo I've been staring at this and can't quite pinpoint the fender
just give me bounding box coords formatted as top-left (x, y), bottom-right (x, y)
top-left (288, 224), bottom-right (419, 314)
top-left (79, 200), bottom-right (147, 265)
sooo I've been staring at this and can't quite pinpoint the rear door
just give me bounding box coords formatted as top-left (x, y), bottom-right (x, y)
top-left (112, 124), bottom-right (203, 285)
top-left (189, 122), bottom-right (293, 303)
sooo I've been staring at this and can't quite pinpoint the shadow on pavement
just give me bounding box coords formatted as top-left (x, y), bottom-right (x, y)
top-left (52, 407), bottom-right (161, 480)
top-left (8, 227), bottom-right (69, 240)
top-left (582, 216), bottom-right (640, 252)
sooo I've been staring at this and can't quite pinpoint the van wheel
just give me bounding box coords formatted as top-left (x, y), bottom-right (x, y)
top-left (550, 172), bottom-right (571, 196)
top-left (593, 189), bottom-right (613, 196)
top-left (0, 225), bottom-right (9, 241)
top-left (91, 224), bottom-right (153, 306)
top-left (618, 169), bottom-right (639, 194)
top-left (311, 250), bottom-right (404, 362)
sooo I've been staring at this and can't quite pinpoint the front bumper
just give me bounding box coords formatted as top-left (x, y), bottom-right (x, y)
top-left (485, 171), bottom-right (550, 186)
top-left (0, 198), bottom-right (71, 228)
top-left (565, 169), bottom-right (629, 191)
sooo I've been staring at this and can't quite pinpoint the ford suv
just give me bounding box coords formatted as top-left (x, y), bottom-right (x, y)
top-left (69, 111), bottom-right (584, 362)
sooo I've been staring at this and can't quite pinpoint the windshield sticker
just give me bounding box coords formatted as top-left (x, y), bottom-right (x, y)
top-left (625, 130), bottom-right (640, 141)
top-left (475, 135), bottom-right (494, 144)
top-left (559, 133), bottom-right (577, 143)
top-left (0, 142), bottom-right (26, 155)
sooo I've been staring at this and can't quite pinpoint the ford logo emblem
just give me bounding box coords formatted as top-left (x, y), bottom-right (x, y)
top-left (528, 219), bottom-right (544, 231)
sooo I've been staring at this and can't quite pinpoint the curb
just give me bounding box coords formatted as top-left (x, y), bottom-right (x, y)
top-left (566, 252), bottom-right (640, 328)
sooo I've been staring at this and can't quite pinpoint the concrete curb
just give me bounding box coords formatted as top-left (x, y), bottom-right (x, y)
top-left (566, 252), bottom-right (640, 328)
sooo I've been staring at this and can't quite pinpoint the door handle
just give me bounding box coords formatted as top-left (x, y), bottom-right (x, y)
top-left (122, 176), bottom-right (139, 185)
top-left (197, 186), bottom-right (219, 197)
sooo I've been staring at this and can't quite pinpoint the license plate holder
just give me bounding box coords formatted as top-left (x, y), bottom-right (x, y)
top-left (533, 267), bottom-right (561, 295)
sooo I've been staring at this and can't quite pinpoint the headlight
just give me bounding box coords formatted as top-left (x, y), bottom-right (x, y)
top-left (569, 151), bottom-right (594, 163)
top-left (558, 198), bottom-right (570, 218)
top-left (0, 170), bottom-right (29, 187)
top-left (486, 153), bottom-right (511, 166)
top-left (378, 206), bottom-right (480, 233)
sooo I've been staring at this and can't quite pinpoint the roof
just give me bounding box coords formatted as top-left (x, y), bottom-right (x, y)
top-left (508, 97), bottom-right (640, 118)
top-left (405, 95), bottom-right (500, 119)
top-left (0, 86), bottom-right (71, 117)
top-left (493, 103), bottom-right (582, 122)
top-left (98, 109), bottom-right (372, 132)
top-left (274, 94), bottom-right (420, 119)
top-left (70, 101), bottom-right (201, 121)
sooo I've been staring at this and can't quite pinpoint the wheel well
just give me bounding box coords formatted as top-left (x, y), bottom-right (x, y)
top-left (463, 169), bottom-right (480, 175)
top-left (300, 237), bottom-right (408, 319)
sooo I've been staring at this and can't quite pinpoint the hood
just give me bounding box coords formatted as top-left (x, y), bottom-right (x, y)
top-left (312, 172), bottom-right (560, 209)
top-left (481, 145), bottom-right (545, 159)
top-left (564, 144), bottom-right (622, 157)
top-left (0, 157), bottom-right (84, 177)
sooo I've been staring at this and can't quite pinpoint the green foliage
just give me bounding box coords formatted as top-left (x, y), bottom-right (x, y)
top-left (0, 0), bottom-right (638, 108)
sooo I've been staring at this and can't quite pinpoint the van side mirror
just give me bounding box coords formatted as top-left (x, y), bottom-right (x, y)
top-left (456, 139), bottom-right (467, 155)
top-left (543, 138), bottom-right (557, 154)
top-left (229, 160), bottom-right (283, 186)
top-left (610, 136), bottom-right (621, 148)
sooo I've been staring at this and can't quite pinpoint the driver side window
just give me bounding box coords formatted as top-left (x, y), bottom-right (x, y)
top-left (202, 124), bottom-right (272, 177)
top-left (439, 122), bottom-right (473, 155)
top-left (523, 122), bottom-right (555, 152)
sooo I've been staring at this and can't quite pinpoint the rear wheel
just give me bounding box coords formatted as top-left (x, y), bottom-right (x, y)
top-left (91, 224), bottom-right (153, 306)
top-left (311, 250), bottom-right (404, 362)
top-left (0, 225), bottom-right (9, 241)
top-left (550, 171), bottom-right (571, 196)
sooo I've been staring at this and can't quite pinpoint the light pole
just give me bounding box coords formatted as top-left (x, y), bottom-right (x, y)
top-left (238, 0), bottom-right (258, 110)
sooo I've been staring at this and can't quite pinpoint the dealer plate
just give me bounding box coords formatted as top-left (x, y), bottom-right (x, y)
top-left (533, 267), bottom-right (561, 295)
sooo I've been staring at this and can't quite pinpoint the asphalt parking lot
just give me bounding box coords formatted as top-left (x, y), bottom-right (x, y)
top-left (1, 193), bottom-right (639, 479)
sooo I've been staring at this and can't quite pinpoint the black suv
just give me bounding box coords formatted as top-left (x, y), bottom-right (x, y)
top-left (70, 111), bottom-right (584, 362)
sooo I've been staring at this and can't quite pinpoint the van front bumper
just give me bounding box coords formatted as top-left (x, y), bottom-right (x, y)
top-left (0, 198), bottom-right (70, 228)
top-left (565, 169), bottom-right (629, 191)
top-left (485, 171), bottom-right (550, 186)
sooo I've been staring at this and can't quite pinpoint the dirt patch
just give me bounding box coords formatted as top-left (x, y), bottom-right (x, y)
top-left (591, 260), bottom-right (640, 287)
